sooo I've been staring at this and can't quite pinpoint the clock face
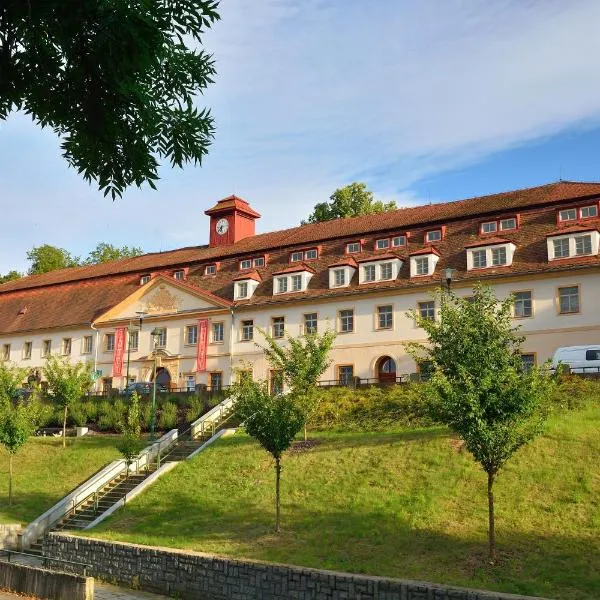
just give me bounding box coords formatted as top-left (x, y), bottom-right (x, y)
top-left (215, 218), bottom-right (229, 235)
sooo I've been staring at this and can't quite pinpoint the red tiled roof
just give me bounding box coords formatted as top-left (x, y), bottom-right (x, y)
top-left (232, 270), bottom-right (262, 282)
top-left (2, 181), bottom-right (600, 295)
top-left (410, 247), bottom-right (441, 256)
top-left (356, 253), bottom-right (402, 263)
top-left (464, 237), bottom-right (513, 248)
top-left (546, 225), bottom-right (599, 236)
top-left (204, 195), bottom-right (261, 218)
top-left (272, 263), bottom-right (317, 275)
top-left (328, 257), bottom-right (358, 268)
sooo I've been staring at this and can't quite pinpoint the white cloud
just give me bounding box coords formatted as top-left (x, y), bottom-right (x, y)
top-left (1, 0), bottom-right (600, 272)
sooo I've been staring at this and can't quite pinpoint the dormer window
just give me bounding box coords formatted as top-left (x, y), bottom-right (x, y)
top-left (253, 257), bottom-right (265, 267)
top-left (392, 235), bottom-right (406, 247)
top-left (415, 257), bottom-right (430, 275)
top-left (425, 229), bottom-right (442, 243)
top-left (333, 269), bottom-right (346, 287)
top-left (559, 208), bottom-right (577, 222)
top-left (500, 218), bottom-right (517, 230)
top-left (240, 259), bottom-right (252, 270)
top-left (380, 262), bottom-right (393, 280)
top-left (364, 264), bottom-right (375, 282)
top-left (140, 275), bottom-right (151, 285)
top-left (234, 271), bottom-right (261, 299)
top-left (558, 205), bottom-right (599, 223)
top-left (375, 239), bottom-right (390, 250)
top-left (273, 265), bottom-right (315, 295)
top-left (304, 248), bottom-right (318, 260)
top-left (173, 270), bottom-right (185, 281)
top-left (547, 229), bottom-right (599, 260)
top-left (466, 240), bottom-right (516, 270)
top-left (409, 249), bottom-right (440, 277)
top-left (276, 277), bottom-right (288, 293)
top-left (581, 205), bottom-right (598, 219)
top-left (346, 242), bottom-right (361, 254)
top-left (291, 274), bottom-right (303, 291)
top-left (238, 282), bottom-right (248, 298)
top-left (290, 251), bottom-right (303, 262)
top-left (480, 217), bottom-right (518, 235)
top-left (205, 264), bottom-right (217, 275)
top-left (290, 248), bottom-right (318, 263)
top-left (481, 221), bottom-right (497, 234)
top-left (358, 255), bottom-right (402, 284)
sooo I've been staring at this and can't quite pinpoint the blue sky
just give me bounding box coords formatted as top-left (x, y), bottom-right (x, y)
top-left (2, 0), bottom-right (600, 274)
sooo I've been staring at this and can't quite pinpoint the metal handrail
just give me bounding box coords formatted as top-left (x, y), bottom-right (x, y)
top-left (0, 549), bottom-right (92, 576)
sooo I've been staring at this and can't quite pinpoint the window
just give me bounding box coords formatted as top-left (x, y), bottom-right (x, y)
top-left (277, 277), bottom-right (288, 293)
top-left (559, 208), bottom-right (577, 222)
top-left (212, 322), bottom-right (224, 343)
top-left (521, 354), bottom-right (536, 372)
top-left (581, 205), bottom-right (598, 219)
top-left (392, 235), bottom-right (406, 247)
top-left (291, 274), bottom-right (303, 291)
top-left (238, 282), bottom-right (249, 298)
top-left (481, 221), bottom-right (497, 234)
top-left (210, 372), bottom-right (222, 390)
top-left (140, 275), bottom-right (151, 285)
top-left (185, 325), bottom-right (198, 345)
top-left (61, 338), bottom-right (72, 356)
top-left (513, 291), bottom-right (533, 318)
top-left (42, 339), bottom-right (52, 357)
top-left (377, 305), bottom-right (393, 329)
top-left (205, 264), bottom-right (217, 275)
top-left (82, 335), bottom-right (93, 354)
top-left (558, 286), bottom-right (579, 314)
top-left (304, 313), bottom-right (318, 334)
top-left (253, 257), bottom-right (265, 267)
top-left (154, 328), bottom-right (167, 348)
top-left (415, 257), bottom-right (429, 276)
top-left (290, 251), bottom-right (303, 262)
top-left (1, 344), bottom-right (9, 361)
top-left (23, 342), bottom-right (32, 360)
top-left (491, 246), bottom-right (507, 266)
top-left (241, 320), bottom-right (254, 341)
top-left (339, 309), bottom-right (354, 333)
top-left (426, 229), bottom-right (442, 243)
top-left (270, 370), bottom-right (284, 395)
top-left (553, 238), bottom-right (570, 258)
top-left (338, 365), bottom-right (354, 386)
top-left (472, 249), bottom-right (487, 268)
top-left (333, 269), bottom-right (346, 287)
top-left (500, 218), bottom-right (517, 231)
top-left (304, 248), bottom-right (318, 260)
top-left (363, 264), bottom-right (376, 282)
top-left (240, 259), bottom-right (252, 270)
top-left (173, 270), bottom-right (185, 281)
top-left (418, 301), bottom-right (435, 321)
top-left (272, 316), bottom-right (285, 339)
top-left (575, 235), bottom-right (592, 256)
top-left (346, 242), bottom-right (361, 254)
top-left (380, 262), bottom-right (393, 280)
top-left (585, 349), bottom-right (600, 360)
top-left (185, 375), bottom-right (196, 392)
top-left (375, 239), bottom-right (390, 250)
top-left (129, 331), bottom-right (139, 351)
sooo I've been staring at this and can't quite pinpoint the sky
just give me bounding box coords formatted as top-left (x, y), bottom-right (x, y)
top-left (2, 0), bottom-right (600, 274)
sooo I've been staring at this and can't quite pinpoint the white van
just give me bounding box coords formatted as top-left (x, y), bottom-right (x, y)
top-left (551, 346), bottom-right (600, 373)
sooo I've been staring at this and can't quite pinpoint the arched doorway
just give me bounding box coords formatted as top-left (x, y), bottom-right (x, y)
top-left (153, 367), bottom-right (172, 390)
top-left (376, 356), bottom-right (396, 384)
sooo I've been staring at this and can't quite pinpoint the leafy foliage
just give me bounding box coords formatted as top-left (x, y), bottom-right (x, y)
top-left (0, 363), bottom-right (28, 406)
top-left (0, 270), bottom-right (22, 284)
top-left (117, 392), bottom-right (144, 472)
top-left (26, 244), bottom-right (79, 275)
top-left (233, 377), bottom-right (305, 531)
top-left (0, 1), bottom-right (220, 198)
top-left (43, 356), bottom-right (94, 446)
top-left (407, 285), bottom-right (554, 562)
top-left (303, 182), bottom-right (396, 224)
top-left (84, 243), bottom-right (144, 265)
top-left (157, 401), bottom-right (179, 430)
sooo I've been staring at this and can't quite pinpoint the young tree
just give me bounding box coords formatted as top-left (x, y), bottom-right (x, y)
top-left (0, 1), bottom-right (220, 198)
top-left (233, 378), bottom-right (305, 532)
top-left (0, 400), bottom-right (38, 505)
top-left (84, 243), bottom-right (144, 265)
top-left (27, 245), bottom-right (79, 275)
top-left (43, 356), bottom-right (94, 447)
top-left (0, 363), bottom-right (28, 406)
top-left (117, 392), bottom-right (144, 478)
top-left (303, 183), bottom-right (397, 224)
top-left (407, 286), bottom-right (553, 563)
top-left (258, 329), bottom-right (336, 441)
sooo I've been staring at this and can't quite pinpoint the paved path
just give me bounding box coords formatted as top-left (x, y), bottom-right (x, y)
top-left (0, 584), bottom-right (169, 600)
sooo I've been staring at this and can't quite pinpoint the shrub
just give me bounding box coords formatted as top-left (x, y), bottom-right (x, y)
top-left (157, 401), bottom-right (178, 430)
top-left (551, 376), bottom-right (600, 411)
top-left (97, 399), bottom-right (126, 432)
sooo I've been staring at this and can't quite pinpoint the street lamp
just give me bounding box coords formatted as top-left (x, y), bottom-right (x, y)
top-left (149, 327), bottom-right (162, 440)
top-left (444, 267), bottom-right (455, 291)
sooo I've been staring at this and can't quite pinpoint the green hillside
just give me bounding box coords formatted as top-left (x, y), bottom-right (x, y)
top-left (89, 406), bottom-right (600, 599)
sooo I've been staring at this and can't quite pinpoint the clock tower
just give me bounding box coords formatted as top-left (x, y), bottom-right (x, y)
top-left (205, 195), bottom-right (261, 247)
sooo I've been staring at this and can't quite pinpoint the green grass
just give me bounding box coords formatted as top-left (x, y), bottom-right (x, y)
top-left (88, 408), bottom-right (600, 599)
top-left (0, 436), bottom-right (120, 524)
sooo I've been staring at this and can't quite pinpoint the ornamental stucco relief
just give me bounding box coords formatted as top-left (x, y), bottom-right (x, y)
top-left (144, 285), bottom-right (180, 314)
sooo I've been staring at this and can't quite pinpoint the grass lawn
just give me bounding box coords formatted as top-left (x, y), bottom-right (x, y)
top-left (88, 407), bottom-right (600, 599)
top-left (0, 436), bottom-right (121, 525)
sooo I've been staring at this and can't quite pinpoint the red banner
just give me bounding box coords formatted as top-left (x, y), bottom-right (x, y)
top-left (196, 319), bottom-right (209, 372)
top-left (112, 327), bottom-right (127, 377)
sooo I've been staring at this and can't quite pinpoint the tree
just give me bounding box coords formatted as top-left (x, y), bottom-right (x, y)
top-left (43, 356), bottom-right (93, 447)
top-left (27, 245), bottom-right (79, 275)
top-left (0, 363), bottom-right (27, 405)
top-left (233, 378), bottom-right (305, 533)
top-left (257, 329), bottom-right (336, 440)
top-left (117, 392), bottom-right (144, 478)
top-left (0, 400), bottom-right (38, 505)
top-left (303, 183), bottom-right (397, 224)
top-left (84, 243), bottom-right (144, 265)
top-left (0, 271), bottom-right (22, 285)
top-left (0, 1), bottom-right (220, 198)
top-left (407, 286), bottom-right (553, 563)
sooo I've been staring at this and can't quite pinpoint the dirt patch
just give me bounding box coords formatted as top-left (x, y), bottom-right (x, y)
top-left (449, 438), bottom-right (466, 453)
top-left (289, 439), bottom-right (321, 454)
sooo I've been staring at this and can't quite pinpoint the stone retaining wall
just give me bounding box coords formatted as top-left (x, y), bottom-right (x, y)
top-left (44, 534), bottom-right (549, 600)
top-left (0, 559), bottom-right (93, 600)
top-left (0, 524), bottom-right (22, 549)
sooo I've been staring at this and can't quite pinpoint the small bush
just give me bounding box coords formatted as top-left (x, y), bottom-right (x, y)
top-left (158, 401), bottom-right (178, 430)
top-left (551, 376), bottom-right (600, 411)
top-left (97, 399), bottom-right (126, 431)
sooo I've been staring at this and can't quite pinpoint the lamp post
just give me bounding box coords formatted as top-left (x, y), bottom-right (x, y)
top-left (150, 327), bottom-right (161, 440)
top-left (444, 267), bottom-right (454, 291)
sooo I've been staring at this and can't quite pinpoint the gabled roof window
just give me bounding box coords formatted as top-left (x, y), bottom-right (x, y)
top-left (465, 238), bottom-right (516, 270)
